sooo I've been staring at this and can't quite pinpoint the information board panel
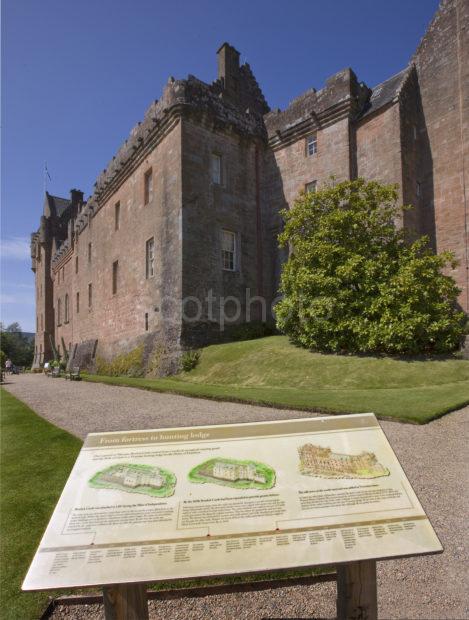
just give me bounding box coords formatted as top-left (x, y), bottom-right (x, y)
top-left (23, 413), bottom-right (442, 590)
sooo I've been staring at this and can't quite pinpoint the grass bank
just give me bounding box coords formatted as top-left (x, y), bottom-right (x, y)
top-left (0, 389), bottom-right (82, 620)
top-left (84, 336), bottom-right (469, 423)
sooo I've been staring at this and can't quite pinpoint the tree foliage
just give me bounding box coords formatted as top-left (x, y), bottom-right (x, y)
top-left (275, 179), bottom-right (465, 355)
top-left (0, 322), bottom-right (35, 366)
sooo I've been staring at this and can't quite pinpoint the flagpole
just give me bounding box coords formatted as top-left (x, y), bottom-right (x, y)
top-left (44, 161), bottom-right (51, 193)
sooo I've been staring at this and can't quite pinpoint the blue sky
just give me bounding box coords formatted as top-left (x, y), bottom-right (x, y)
top-left (1, 0), bottom-right (439, 332)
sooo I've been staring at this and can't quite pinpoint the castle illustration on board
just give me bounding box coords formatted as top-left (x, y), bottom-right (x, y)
top-left (89, 463), bottom-right (176, 497)
top-left (298, 444), bottom-right (390, 479)
top-left (189, 458), bottom-right (275, 489)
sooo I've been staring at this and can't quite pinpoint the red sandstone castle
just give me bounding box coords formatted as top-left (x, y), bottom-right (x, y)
top-left (31, 0), bottom-right (468, 372)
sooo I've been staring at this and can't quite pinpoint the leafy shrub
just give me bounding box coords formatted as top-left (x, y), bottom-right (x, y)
top-left (276, 179), bottom-right (465, 355)
top-left (226, 321), bottom-right (276, 342)
top-left (96, 345), bottom-right (144, 377)
top-left (180, 349), bottom-right (201, 372)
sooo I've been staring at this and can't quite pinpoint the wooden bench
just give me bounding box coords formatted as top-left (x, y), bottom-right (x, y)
top-left (50, 367), bottom-right (61, 378)
top-left (65, 366), bottom-right (81, 381)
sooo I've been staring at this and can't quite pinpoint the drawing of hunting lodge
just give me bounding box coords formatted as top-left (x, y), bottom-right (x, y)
top-left (298, 444), bottom-right (389, 479)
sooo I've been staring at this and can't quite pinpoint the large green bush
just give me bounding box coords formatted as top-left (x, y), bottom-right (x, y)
top-left (275, 179), bottom-right (465, 355)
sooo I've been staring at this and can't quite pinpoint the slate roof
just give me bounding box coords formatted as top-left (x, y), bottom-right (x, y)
top-left (44, 193), bottom-right (71, 217)
top-left (360, 67), bottom-right (410, 119)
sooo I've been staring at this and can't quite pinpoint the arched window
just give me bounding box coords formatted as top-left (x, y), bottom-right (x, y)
top-left (65, 294), bottom-right (69, 323)
top-left (57, 298), bottom-right (61, 325)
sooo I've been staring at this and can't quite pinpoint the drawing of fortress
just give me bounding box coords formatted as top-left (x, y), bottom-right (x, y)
top-left (100, 465), bottom-right (165, 489)
top-left (298, 444), bottom-right (389, 479)
top-left (212, 461), bottom-right (266, 484)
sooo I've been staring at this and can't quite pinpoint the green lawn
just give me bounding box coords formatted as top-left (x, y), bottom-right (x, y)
top-left (85, 336), bottom-right (469, 423)
top-left (0, 389), bottom-right (82, 620)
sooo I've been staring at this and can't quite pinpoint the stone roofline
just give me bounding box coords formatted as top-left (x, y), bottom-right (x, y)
top-left (265, 68), bottom-right (372, 149)
top-left (43, 48), bottom-right (412, 269)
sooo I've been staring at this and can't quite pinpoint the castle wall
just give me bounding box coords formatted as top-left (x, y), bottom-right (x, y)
top-left (180, 116), bottom-right (271, 346)
top-left (32, 240), bottom-right (54, 365)
top-left (54, 122), bottom-right (183, 367)
top-left (413, 0), bottom-right (469, 309)
top-left (269, 118), bottom-right (352, 206)
top-left (355, 104), bottom-right (403, 203)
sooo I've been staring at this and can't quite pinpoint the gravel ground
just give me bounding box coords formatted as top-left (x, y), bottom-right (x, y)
top-left (3, 374), bottom-right (468, 619)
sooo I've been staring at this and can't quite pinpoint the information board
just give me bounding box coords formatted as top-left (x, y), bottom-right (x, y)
top-left (23, 413), bottom-right (442, 590)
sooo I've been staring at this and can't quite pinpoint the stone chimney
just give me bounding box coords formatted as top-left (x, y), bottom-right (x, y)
top-left (217, 42), bottom-right (240, 99)
top-left (70, 188), bottom-right (84, 206)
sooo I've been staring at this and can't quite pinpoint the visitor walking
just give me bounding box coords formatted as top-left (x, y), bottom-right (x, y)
top-left (5, 358), bottom-right (12, 374)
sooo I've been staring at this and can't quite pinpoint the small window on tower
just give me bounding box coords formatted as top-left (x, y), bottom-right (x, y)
top-left (144, 169), bottom-right (153, 205)
top-left (145, 312), bottom-right (149, 331)
top-left (305, 180), bottom-right (317, 193)
top-left (211, 153), bottom-right (222, 185)
top-left (306, 134), bottom-right (318, 156)
top-left (88, 283), bottom-right (92, 308)
top-left (115, 201), bottom-right (120, 230)
top-left (75, 256), bottom-right (78, 274)
top-left (221, 230), bottom-right (237, 271)
top-left (88, 243), bottom-right (92, 264)
top-left (112, 261), bottom-right (119, 295)
top-left (76, 292), bottom-right (80, 314)
top-left (146, 238), bottom-right (155, 278)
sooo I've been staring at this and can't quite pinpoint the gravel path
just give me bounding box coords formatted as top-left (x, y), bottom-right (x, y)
top-left (3, 374), bottom-right (468, 619)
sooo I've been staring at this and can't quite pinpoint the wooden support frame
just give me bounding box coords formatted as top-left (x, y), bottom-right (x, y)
top-left (337, 560), bottom-right (377, 620)
top-left (41, 564), bottom-right (378, 620)
top-left (103, 583), bottom-right (149, 620)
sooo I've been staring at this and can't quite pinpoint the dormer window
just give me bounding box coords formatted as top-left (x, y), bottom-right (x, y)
top-left (306, 134), bottom-right (318, 156)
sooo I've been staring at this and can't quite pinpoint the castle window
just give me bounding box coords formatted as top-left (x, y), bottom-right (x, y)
top-left (64, 294), bottom-right (69, 323)
top-left (416, 181), bottom-right (421, 197)
top-left (306, 134), bottom-right (317, 156)
top-left (88, 242), bottom-right (92, 264)
top-left (61, 267), bottom-right (64, 281)
top-left (305, 180), bottom-right (317, 193)
top-left (76, 292), bottom-right (80, 314)
top-left (75, 256), bottom-right (78, 274)
top-left (145, 312), bottom-right (149, 331)
top-left (112, 260), bottom-right (119, 295)
top-left (41, 314), bottom-right (43, 331)
top-left (211, 153), bottom-right (222, 184)
top-left (221, 230), bottom-right (237, 271)
top-left (144, 169), bottom-right (153, 205)
top-left (146, 238), bottom-right (155, 278)
top-left (88, 283), bottom-right (92, 308)
top-left (115, 201), bottom-right (120, 230)
top-left (57, 298), bottom-right (62, 326)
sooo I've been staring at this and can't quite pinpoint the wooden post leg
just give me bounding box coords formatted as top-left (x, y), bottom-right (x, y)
top-left (336, 560), bottom-right (377, 620)
top-left (103, 583), bottom-right (149, 620)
